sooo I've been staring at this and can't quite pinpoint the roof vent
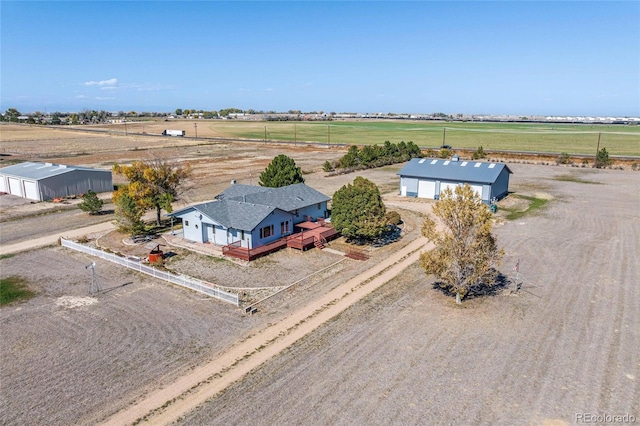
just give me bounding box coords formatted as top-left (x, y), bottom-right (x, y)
top-left (45, 163), bottom-right (53, 166)
top-left (231, 179), bottom-right (236, 185)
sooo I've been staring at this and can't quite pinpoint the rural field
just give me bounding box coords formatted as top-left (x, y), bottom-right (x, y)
top-left (84, 119), bottom-right (640, 157)
top-left (0, 124), bottom-right (638, 425)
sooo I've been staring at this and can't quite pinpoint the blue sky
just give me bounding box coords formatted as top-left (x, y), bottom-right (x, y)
top-left (2, 1), bottom-right (638, 116)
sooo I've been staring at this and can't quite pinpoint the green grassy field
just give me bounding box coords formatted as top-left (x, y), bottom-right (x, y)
top-left (202, 120), bottom-right (640, 156)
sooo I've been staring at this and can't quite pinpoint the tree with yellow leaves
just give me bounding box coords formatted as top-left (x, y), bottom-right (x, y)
top-left (420, 184), bottom-right (504, 304)
top-left (113, 159), bottom-right (192, 227)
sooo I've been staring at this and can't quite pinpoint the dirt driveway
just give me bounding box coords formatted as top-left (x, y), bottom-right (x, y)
top-left (174, 164), bottom-right (638, 425)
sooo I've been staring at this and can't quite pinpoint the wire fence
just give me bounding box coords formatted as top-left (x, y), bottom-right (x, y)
top-left (61, 238), bottom-right (239, 306)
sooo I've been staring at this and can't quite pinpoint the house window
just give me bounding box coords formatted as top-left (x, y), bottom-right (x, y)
top-left (317, 203), bottom-right (321, 210)
top-left (185, 220), bottom-right (189, 226)
top-left (241, 230), bottom-right (245, 240)
top-left (281, 221), bottom-right (285, 234)
top-left (260, 224), bottom-right (274, 239)
top-left (295, 209), bottom-right (299, 216)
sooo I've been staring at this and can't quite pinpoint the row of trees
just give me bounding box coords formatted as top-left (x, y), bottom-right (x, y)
top-left (325, 140), bottom-right (423, 172)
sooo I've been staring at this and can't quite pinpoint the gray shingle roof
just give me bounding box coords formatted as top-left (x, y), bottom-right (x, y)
top-left (170, 183), bottom-right (330, 231)
top-left (190, 199), bottom-right (278, 231)
top-left (397, 158), bottom-right (512, 184)
top-left (215, 184), bottom-right (270, 200)
top-left (230, 183), bottom-right (330, 211)
top-left (0, 161), bottom-right (109, 180)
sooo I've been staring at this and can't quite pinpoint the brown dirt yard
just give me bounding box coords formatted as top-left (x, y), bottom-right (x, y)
top-left (1, 124), bottom-right (638, 425)
top-left (172, 164), bottom-right (639, 426)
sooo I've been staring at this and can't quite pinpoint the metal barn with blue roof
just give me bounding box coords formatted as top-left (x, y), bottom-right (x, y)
top-left (397, 157), bottom-right (512, 203)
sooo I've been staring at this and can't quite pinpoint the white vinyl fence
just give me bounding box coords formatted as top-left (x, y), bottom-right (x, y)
top-left (61, 238), bottom-right (238, 305)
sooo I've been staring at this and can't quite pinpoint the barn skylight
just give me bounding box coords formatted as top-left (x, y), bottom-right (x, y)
top-left (430, 160), bottom-right (438, 164)
top-left (461, 162), bottom-right (468, 166)
top-left (443, 161), bottom-right (450, 165)
top-left (418, 159), bottom-right (426, 163)
top-left (488, 163), bottom-right (496, 168)
top-left (474, 163), bottom-right (481, 168)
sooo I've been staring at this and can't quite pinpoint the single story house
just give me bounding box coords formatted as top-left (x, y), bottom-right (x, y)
top-left (397, 157), bottom-right (512, 203)
top-left (0, 161), bottom-right (113, 201)
top-left (168, 183), bottom-right (330, 249)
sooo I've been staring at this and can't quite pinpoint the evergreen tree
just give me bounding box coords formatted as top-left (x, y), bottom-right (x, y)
top-left (259, 155), bottom-right (304, 187)
top-left (113, 186), bottom-right (145, 235)
top-left (595, 147), bottom-right (612, 168)
top-left (331, 177), bottom-right (387, 242)
top-left (77, 190), bottom-right (104, 215)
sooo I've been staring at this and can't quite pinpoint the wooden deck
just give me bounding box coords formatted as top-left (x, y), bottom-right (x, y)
top-left (222, 222), bottom-right (339, 261)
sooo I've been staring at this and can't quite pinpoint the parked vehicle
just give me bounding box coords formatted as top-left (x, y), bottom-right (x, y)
top-left (162, 129), bottom-right (185, 137)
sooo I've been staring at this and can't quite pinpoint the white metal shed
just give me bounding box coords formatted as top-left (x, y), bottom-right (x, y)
top-left (0, 162), bottom-right (113, 201)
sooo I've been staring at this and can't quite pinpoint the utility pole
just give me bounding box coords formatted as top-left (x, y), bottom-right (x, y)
top-left (124, 117), bottom-right (128, 136)
top-left (327, 124), bottom-right (330, 147)
top-left (194, 123), bottom-right (198, 139)
top-left (86, 261), bottom-right (98, 295)
top-left (442, 127), bottom-right (446, 146)
top-left (594, 132), bottom-right (601, 167)
top-left (294, 123), bottom-right (297, 145)
top-left (264, 126), bottom-right (267, 142)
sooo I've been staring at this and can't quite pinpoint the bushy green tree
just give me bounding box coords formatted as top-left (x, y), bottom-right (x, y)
top-left (472, 145), bottom-right (486, 160)
top-left (420, 184), bottom-right (504, 304)
top-left (113, 186), bottom-right (145, 235)
top-left (78, 190), bottom-right (104, 215)
top-left (322, 160), bottom-right (334, 172)
top-left (595, 147), bottom-right (612, 168)
top-left (259, 154), bottom-right (304, 187)
top-left (331, 177), bottom-right (387, 242)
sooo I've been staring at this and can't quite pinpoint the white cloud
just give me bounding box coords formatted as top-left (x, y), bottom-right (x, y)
top-left (96, 97), bottom-right (115, 100)
top-left (84, 78), bottom-right (118, 87)
top-left (75, 95), bottom-right (88, 99)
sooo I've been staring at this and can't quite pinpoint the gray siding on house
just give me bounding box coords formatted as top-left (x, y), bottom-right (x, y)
top-left (169, 183), bottom-right (330, 249)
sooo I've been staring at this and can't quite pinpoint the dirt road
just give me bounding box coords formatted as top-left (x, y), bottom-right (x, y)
top-left (0, 221), bottom-right (115, 256)
top-left (101, 236), bottom-right (432, 425)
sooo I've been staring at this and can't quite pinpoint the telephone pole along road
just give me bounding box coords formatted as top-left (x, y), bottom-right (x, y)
top-left (102, 236), bottom-right (432, 426)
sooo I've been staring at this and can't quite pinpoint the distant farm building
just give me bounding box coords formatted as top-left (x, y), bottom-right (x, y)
top-left (0, 162), bottom-right (113, 201)
top-left (397, 157), bottom-right (512, 204)
top-left (168, 183), bottom-right (337, 260)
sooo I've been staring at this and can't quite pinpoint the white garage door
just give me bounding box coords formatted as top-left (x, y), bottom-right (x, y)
top-left (440, 182), bottom-right (459, 197)
top-left (0, 177), bottom-right (7, 193)
top-left (23, 180), bottom-right (39, 200)
top-left (417, 180), bottom-right (436, 199)
top-left (470, 184), bottom-right (483, 198)
top-left (8, 177), bottom-right (22, 197)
